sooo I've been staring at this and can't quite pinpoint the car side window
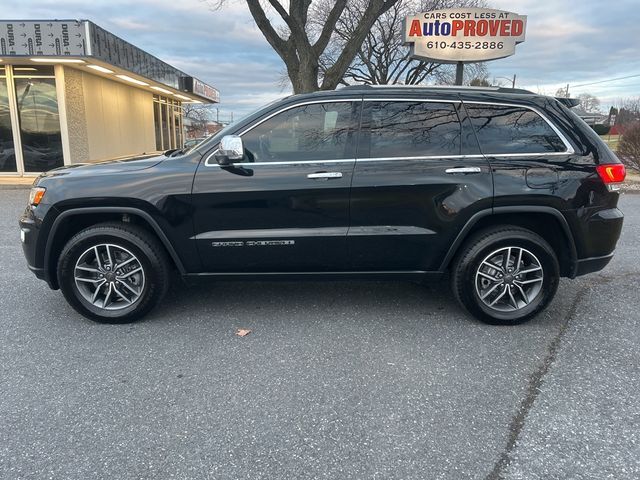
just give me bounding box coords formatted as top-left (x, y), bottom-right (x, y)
top-left (362, 101), bottom-right (462, 158)
top-left (241, 101), bottom-right (360, 162)
top-left (464, 104), bottom-right (567, 154)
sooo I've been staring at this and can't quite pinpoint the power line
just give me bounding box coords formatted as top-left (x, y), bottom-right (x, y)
top-left (572, 73), bottom-right (640, 88)
top-left (574, 83), bottom-right (640, 90)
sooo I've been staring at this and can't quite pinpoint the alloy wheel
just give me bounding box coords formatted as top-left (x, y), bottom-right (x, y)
top-left (74, 243), bottom-right (146, 310)
top-left (474, 246), bottom-right (544, 312)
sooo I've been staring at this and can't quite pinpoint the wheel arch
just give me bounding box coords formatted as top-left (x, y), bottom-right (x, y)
top-left (44, 207), bottom-right (186, 289)
top-left (440, 206), bottom-right (578, 278)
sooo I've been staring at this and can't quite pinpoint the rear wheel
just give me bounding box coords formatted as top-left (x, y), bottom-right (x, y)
top-left (57, 223), bottom-right (170, 323)
top-left (451, 226), bottom-right (560, 325)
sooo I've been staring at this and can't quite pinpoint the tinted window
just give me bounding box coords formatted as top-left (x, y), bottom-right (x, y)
top-left (465, 104), bottom-right (566, 154)
top-left (364, 101), bottom-right (461, 158)
top-left (241, 102), bottom-right (359, 162)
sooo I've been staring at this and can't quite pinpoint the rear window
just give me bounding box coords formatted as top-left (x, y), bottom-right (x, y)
top-left (465, 104), bottom-right (567, 154)
top-left (364, 101), bottom-right (461, 158)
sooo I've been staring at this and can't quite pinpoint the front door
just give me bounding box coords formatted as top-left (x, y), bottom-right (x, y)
top-left (192, 99), bottom-right (362, 273)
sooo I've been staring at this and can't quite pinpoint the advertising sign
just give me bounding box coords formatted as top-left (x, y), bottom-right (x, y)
top-left (184, 77), bottom-right (221, 103)
top-left (404, 8), bottom-right (527, 63)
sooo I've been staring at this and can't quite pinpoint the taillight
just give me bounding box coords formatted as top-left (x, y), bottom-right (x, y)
top-left (596, 164), bottom-right (626, 191)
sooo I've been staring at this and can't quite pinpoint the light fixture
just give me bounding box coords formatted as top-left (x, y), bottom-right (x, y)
top-left (14, 67), bottom-right (38, 71)
top-left (86, 64), bottom-right (114, 74)
top-left (31, 57), bottom-right (85, 63)
top-left (151, 86), bottom-right (172, 94)
top-left (116, 74), bottom-right (149, 86)
top-left (174, 94), bottom-right (193, 101)
top-left (183, 100), bottom-right (203, 104)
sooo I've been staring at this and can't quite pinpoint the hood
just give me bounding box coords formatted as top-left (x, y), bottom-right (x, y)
top-left (38, 154), bottom-right (165, 179)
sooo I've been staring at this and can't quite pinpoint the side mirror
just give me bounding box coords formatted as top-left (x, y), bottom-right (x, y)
top-left (215, 135), bottom-right (244, 165)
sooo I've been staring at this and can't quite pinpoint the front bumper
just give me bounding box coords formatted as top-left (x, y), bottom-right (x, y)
top-left (19, 204), bottom-right (56, 289)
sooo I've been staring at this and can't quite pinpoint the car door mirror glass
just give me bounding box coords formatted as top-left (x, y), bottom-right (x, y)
top-left (215, 135), bottom-right (244, 165)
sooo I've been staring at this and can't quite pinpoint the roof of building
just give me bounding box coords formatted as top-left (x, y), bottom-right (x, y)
top-left (0, 19), bottom-right (219, 103)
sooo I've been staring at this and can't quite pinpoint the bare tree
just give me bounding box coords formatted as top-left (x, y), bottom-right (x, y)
top-left (618, 122), bottom-right (640, 171)
top-left (309, 0), bottom-right (487, 87)
top-left (469, 76), bottom-right (491, 87)
top-left (209, 0), bottom-right (401, 93)
top-left (577, 93), bottom-right (601, 113)
top-left (611, 97), bottom-right (640, 126)
top-left (183, 104), bottom-right (213, 138)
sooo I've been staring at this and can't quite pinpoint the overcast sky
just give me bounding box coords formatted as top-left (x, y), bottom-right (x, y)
top-left (9, 0), bottom-right (640, 119)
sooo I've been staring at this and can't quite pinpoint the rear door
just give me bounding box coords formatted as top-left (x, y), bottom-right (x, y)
top-left (191, 99), bottom-right (361, 273)
top-left (347, 97), bottom-right (493, 272)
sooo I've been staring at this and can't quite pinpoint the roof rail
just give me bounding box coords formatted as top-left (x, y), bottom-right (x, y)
top-left (555, 97), bottom-right (580, 108)
top-left (338, 84), bottom-right (535, 95)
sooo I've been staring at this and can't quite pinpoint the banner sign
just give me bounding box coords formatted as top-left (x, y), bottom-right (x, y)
top-left (0, 21), bottom-right (87, 56)
top-left (404, 8), bottom-right (527, 63)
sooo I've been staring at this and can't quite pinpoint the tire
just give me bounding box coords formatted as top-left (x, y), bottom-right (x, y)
top-left (450, 226), bottom-right (560, 325)
top-left (57, 222), bottom-right (171, 323)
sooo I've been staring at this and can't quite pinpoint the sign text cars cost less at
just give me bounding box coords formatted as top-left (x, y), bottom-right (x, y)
top-left (404, 8), bottom-right (527, 63)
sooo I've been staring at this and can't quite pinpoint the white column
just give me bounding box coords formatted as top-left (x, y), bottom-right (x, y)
top-left (55, 65), bottom-right (72, 166)
top-left (5, 65), bottom-right (25, 176)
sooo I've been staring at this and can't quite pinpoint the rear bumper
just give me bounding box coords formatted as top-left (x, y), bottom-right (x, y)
top-left (568, 207), bottom-right (623, 277)
top-left (574, 253), bottom-right (614, 277)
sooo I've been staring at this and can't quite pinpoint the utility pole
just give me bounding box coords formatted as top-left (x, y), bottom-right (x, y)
top-left (455, 62), bottom-right (464, 86)
top-left (512, 74), bottom-right (516, 88)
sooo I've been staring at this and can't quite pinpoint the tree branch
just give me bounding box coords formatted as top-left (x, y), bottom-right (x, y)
top-left (313, 0), bottom-right (348, 56)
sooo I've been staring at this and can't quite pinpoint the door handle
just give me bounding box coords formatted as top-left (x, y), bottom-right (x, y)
top-left (307, 172), bottom-right (343, 179)
top-left (445, 167), bottom-right (482, 174)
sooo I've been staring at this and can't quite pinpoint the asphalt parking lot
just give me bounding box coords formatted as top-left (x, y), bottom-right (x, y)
top-left (1, 188), bottom-right (639, 480)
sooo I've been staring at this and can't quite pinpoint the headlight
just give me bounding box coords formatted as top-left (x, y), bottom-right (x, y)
top-left (28, 187), bottom-right (46, 206)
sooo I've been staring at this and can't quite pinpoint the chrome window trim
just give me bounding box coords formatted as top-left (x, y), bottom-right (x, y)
top-left (210, 159), bottom-right (357, 167)
top-left (204, 98), bottom-right (574, 168)
top-left (202, 151), bottom-right (570, 168)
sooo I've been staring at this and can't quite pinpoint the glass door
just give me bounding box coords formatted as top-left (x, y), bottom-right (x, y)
top-left (0, 66), bottom-right (17, 173)
top-left (13, 65), bottom-right (64, 172)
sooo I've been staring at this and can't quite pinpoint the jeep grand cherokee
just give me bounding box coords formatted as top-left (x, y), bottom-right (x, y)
top-left (19, 86), bottom-right (625, 325)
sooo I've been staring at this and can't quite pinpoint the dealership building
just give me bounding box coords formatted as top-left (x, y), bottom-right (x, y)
top-left (0, 20), bottom-right (219, 177)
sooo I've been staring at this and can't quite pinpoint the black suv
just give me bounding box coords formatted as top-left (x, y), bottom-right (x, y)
top-left (20, 86), bottom-right (625, 325)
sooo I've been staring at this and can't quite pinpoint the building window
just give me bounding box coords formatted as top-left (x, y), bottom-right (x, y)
top-left (0, 66), bottom-right (17, 173)
top-left (173, 101), bottom-right (183, 149)
top-left (153, 95), bottom-right (163, 151)
top-left (153, 94), bottom-right (183, 151)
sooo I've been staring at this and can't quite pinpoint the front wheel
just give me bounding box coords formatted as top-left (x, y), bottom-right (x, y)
top-left (451, 226), bottom-right (560, 325)
top-left (57, 223), bottom-right (171, 323)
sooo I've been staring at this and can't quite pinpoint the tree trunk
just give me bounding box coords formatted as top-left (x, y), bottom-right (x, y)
top-left (241, 0), bottom-right (400, 93)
